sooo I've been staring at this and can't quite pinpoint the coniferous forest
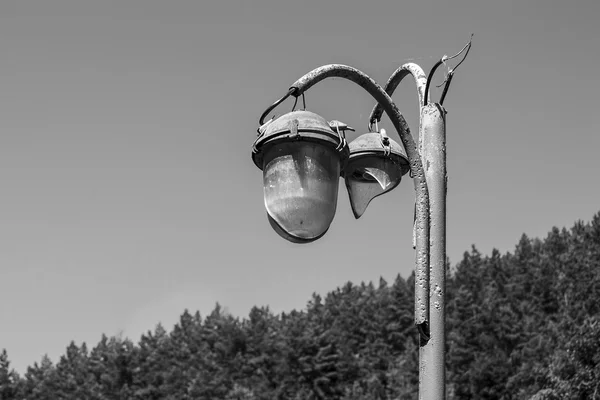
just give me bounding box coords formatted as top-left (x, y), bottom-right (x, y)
top-left (2, 213), bottom-right (600, 399)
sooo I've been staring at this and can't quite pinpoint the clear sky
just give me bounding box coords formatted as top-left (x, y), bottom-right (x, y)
top-left (1, 0), bottom-right (599, 373)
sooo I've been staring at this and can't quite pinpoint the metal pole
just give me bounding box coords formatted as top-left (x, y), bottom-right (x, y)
top-left (419, 103), bottom-right (447, 399)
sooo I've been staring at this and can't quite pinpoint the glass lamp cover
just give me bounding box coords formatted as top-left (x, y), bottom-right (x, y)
top-left (263, 141), bottom-right (340, 243)
top-left (345, 156), bottom-right (403, 218)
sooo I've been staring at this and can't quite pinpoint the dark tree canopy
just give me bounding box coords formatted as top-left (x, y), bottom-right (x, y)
top-left (2, 212), bottom-right (600, 399)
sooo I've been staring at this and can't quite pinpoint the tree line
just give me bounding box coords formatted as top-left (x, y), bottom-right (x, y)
top-left (2, 213), bottom-right (600, 399)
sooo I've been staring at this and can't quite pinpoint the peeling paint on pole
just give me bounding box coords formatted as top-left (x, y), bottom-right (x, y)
top-left (420, 103), bottom-right (447, 400)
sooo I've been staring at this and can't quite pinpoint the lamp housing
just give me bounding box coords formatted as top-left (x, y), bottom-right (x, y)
top-left (252, 110), bottom-right (348, 243)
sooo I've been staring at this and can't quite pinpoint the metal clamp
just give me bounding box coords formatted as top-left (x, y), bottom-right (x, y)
top-left (379, 128), bottom-right (391, 157)
top-left (333, 124), bottom-right (347, 152)
top-left (288, 119), bottom-right (300, 139)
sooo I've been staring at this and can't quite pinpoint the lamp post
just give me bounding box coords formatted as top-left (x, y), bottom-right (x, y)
top-left (251, 42), bottom-right (470, 400)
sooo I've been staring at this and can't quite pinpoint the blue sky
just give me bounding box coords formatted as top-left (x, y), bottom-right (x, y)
top-left (1, 0), bottom-right (599, 373)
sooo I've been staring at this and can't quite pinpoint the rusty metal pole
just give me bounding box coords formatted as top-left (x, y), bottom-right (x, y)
top-left (269, 63), bottom-right (449, 399)
top-left (419, 103), bottom-right (447, 400)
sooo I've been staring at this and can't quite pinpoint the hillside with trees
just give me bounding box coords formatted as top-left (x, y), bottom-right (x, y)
top-left (2, 213), bottom-right (600, 399)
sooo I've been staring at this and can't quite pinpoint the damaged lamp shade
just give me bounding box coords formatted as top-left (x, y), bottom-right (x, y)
top-left (344, 131), bottom-right (409, 218)
top-left (252, 111), bottom-right (348, 243)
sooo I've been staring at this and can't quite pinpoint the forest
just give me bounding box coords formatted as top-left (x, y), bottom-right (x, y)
top-left (1, 212), bottom-right (600, 399)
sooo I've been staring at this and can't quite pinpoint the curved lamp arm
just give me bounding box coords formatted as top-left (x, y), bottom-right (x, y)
top-left (289, 64), bottom-right (430, 332)
top-left (368, 63), bottom-right (428, 128)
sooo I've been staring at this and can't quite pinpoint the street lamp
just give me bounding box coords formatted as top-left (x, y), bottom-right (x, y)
top-left (252, 109), bottom-right (349, 243)
top-left (251, 40), bottom-right (471, 400)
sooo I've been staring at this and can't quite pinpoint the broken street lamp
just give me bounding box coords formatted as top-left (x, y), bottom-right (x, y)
top-left (344, 129), bottom-right (409, 218)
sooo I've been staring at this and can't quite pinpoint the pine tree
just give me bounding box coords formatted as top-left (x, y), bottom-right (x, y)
top-left (9, 211), bottom-right (600, 399)
top-left (0, 349), bottom-right (20, 400)
top-left (131, 325), bottom-right (170, 399)
top-left (20, 355), bottom-right (57, 400)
